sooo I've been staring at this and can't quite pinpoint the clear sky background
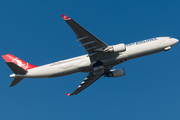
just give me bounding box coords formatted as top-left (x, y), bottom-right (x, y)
top-left (0, 0), bottom-right (180, 120)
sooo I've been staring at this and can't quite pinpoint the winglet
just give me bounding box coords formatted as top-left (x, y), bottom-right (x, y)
top-left (66, 93), bottom-right (71, 96)
top-left (62, 15), bottom-right (70, 20)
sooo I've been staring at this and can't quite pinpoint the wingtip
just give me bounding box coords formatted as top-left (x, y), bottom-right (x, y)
top-left (9, 84), bottom-right (15, 87)
top-left (66, 93), bottom-right (71, 96)
top-left (62, 15), bottom-right (70, 20)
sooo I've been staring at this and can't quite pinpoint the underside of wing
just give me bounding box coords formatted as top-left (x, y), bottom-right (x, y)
top-left (67, 66), bottom-right (114, 96)
top-left (67, 73), bottom-right (102, 96)
top-left (62, 15), bottom-right (118, 62)
top-left (62, 15), bottom-right (121, 96)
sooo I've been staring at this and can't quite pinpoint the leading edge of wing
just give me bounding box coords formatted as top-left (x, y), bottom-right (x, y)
top-left (67, 73), bottom-right (103, 96)
top-left (61, 14), bottom-right (108, 46)
top-left (61, 14), bottom-right (110, 62)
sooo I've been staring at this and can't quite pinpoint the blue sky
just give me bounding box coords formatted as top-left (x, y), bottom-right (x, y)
top-left (0, 0), bottom-right (180, 119)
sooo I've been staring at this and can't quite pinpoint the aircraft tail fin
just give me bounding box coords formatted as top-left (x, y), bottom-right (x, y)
top-left (6, 62), bottom-right (27, 74)
top-left (2, 54), bottom-right (38, 87)
top-left (5, 62), bottom-right (27, 87)
top-left (2, 54), bottom-right (38, 70)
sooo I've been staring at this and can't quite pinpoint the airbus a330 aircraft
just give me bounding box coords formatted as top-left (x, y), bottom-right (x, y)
top-left (2, 15), bottom-right (179, 96)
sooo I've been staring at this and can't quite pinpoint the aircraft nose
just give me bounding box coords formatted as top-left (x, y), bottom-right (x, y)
top-left (172, 38), bottom-right (179, 46)
top-left (175, 39), bottom-right (179, 43)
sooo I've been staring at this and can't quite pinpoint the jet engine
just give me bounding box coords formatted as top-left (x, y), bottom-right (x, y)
top-left (104, 43), bottom-right (126, 53)
top-left (105, 68), bottom-right (125, 78)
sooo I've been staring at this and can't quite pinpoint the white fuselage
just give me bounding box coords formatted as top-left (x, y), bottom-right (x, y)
top-left (11, 37), bottom-right (178, 78)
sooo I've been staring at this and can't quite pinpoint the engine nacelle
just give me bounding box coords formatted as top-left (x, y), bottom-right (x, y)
top-left (104, 43), bottom-right (126, 53)
top-left (105, 68), bottom-right (125, 78)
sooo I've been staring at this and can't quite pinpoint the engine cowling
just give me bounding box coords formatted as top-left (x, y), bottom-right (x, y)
top-left (105, 68), bottom-right (125, 78)
top-left (104, 43), bottom-right (126, 53)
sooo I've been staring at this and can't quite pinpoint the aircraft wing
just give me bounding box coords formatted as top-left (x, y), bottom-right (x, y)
top-left (67, 72), bottom-right (102, 96)
top-left (62, 15), bottom-right (113, 62)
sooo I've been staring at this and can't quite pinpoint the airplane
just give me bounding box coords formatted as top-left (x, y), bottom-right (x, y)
top-left (2, 15), bottom-right (179, 96)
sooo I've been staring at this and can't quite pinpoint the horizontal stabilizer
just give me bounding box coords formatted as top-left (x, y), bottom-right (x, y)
top-left (6, 62), bottom-right (27, 74)
top-left (10, 78), bottom-right (24, 87)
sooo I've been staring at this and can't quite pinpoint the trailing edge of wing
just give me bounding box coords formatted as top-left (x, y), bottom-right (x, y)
top-left (67, 73), bottom-right (102, 96)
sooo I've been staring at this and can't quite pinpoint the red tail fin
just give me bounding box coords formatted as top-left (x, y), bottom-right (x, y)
top-left (2, 54), bottom-right (38, 70)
